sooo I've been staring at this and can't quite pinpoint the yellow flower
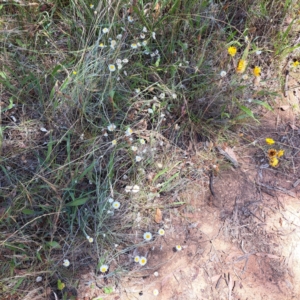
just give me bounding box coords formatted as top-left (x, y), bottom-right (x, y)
top-left (228, 46), bottom-right (237, 57)
top-left (265, 138), bottom-right (275, 145)
top-left (277, 149), bottom-right (284, 157)
top-left (236, 59), bottom-right (247, 73)
top-left (268, 149), bottom-right (277, 158)
top-left (292, 60), bottom-right (299, 67)
top-left (253, 66), bottom-right (261, 77)
top-left (73, 71), bottom-right (77, 75)
top-left (269, 157), bottom-right (279, 167)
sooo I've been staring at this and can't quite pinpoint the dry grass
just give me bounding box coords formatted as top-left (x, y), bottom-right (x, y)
top-left (0, 0), bottom-right (299, 298)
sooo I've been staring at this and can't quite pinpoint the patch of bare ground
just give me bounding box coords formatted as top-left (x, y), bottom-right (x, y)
top-left (73, 95), bottom-right (300, 300)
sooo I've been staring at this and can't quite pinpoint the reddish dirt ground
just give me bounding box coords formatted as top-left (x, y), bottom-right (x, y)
top-left (74, 100), bottom-right (300, 300)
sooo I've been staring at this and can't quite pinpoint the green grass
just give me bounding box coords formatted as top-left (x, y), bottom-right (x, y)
top-left (0, 0), bottom-right (299, 298)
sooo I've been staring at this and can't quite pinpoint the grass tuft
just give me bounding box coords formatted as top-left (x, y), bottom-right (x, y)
top-left (0, 0), bottom-right (299, 298)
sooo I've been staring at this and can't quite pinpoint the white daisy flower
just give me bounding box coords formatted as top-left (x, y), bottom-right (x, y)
top-left (175, 245), bottom-right (182, 251)
top-left (132, 185), bottom-right (140, 193)
top-left (110, 40), bottom-right (117, 49)
top-left (148, 108), bottom-right (153, 114)
top-left (89, 4), bottom-right (94, 9)
top-left (100, 264), bottom-right (108, 273)
top-left (152, 32), bottom-right (156, 39)
top-left (99, 43), bottom-right (106, 48)
top-left (154, 271), bottom-right (159, 276)
top-left (256, 50), bottom-right (262, 55)
top-left (142, 26), bottom-right (147, 33)
top-left (116, 34), bottom-right (122, 40)
top-left (153, 289), bottom-right (159, 296)
top-left (112, 201), bottom-right (120, 209)
top-left (131, 43), bottom-right (138, 49)
top-left (107, 123), bottom-right (116, 131)
top-left (125, 185), bottom-right (140, 193)
top-left (108, 64), bottom-right (116, 72)
top-left (116, 58), bottom-right (122, 64)
top-left (135, 156), bottom-right (142, 162)
top-left (104, 132), bottom-right (108, 137)
top-left (122, 58), bottom-right (129, 63)
top-left (140, 33), bottom-right (145, 39)
top-left (220, 70), bottom-right (227, 77)
top-left (172, 93), bottom-right (177, 99)
top-left (128, 16), bottom-right (134, 22)
top-left (139, 256), bottom-right (147, 266)
top-left (139, 139), bottom-right (145, 145)
top-left (112, 139), bottom-right (117, 145)
top-left (131, 146), bottom-right (138, 152)
top-left (87, 236), bottom-right (94, 243)
top-left (142, 40), bottom-right (148, 46)
top-left (117, 64), bottom-right (122, 70)
top-left (159, 93), bottom-right (165, 99)
top-left (135, 88), bottom-right (140, 93)
top-left (108, 198), bottom-right (114, 203)
top-left (102, 28), bottom-right (109, 34)
top-left (36, 276), bottom-right (43, 282)
top-left (63, 259), bottom-right (70, 267)
top-left (143, 232), bottom-right (152, 241)
top-left (125, 128), bottom-right (133, 136)
top-left (158, 228), bottom-right (165, 236)
top-left (134, 256), bottom-right (140, 263)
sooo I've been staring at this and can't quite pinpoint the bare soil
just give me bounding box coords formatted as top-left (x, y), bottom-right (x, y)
top-left (73, 91), bottom-right (300, 300)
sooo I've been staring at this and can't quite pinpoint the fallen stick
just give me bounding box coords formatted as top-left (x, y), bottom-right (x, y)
top-left (256, 182), bottom-right (296, 198)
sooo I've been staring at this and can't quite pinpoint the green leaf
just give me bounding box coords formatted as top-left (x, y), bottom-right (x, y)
top-left (169, 0), bottom-right (181, 15)
top-left (46, 241), bottom-right (61, 249)
top-left (103, 286), bottom-right (113, 294)
top-left (36, 251), bottom-right (42, 262)
top-left (0, 71), bottom-right (7, 79)
top-left (159, 172), bottom-right (180, 193)
top-left (1, 97), bottom-right (15, 113)
top-left (57, 279), bottom-right (65, 291)
top-left (239, 105), bottom-right (259, 122)
top-left (252, 100), bottom-right (273, 111)
top-left (132, 4), bottom-right (149, 29)
top-left (77, 161), bottom-right (96, 181)
top-left (154, 57), bottom-right (161, 67)
top-left (22, 209), bottom-right (35, 215)
top-left (65, 197), bottom-right (89, 207)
